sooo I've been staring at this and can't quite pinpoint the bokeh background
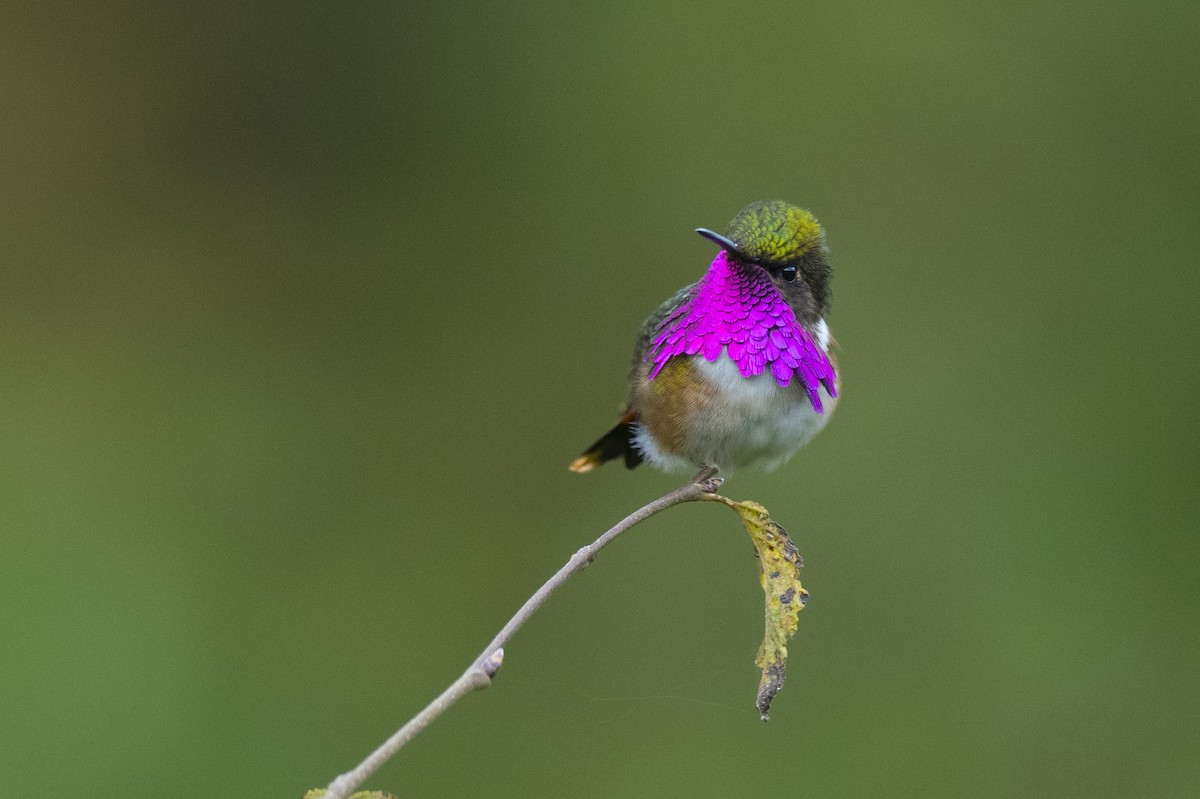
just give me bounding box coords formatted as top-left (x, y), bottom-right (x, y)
top-left (3, 2), bottom-right (1198, 796)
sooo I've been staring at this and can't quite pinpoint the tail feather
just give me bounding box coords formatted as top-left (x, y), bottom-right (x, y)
top-left (568, 411), bottom-right (643, 473)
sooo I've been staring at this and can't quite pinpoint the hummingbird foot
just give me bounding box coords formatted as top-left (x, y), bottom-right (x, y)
top-left (690, 464), bottom-right (722, 491)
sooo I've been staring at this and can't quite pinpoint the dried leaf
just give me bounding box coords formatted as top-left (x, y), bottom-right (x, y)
top-left (712, 497), bottom-right (808, 720)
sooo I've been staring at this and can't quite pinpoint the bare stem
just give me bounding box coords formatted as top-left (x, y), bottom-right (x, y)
top-left (322, 470), bottom-right (724, 799)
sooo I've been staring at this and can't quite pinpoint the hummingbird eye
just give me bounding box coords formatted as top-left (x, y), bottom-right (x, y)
top-left (780, 265), bottom-right (798, 283)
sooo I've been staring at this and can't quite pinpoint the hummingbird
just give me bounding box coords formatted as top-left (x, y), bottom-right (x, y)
top-left (568, 200), bottom-right (839, 476)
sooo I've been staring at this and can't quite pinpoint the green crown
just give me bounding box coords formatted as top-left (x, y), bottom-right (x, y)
top-left (725, 200), bottom-right (824, 264)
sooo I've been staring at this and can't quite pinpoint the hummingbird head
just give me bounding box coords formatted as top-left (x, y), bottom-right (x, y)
top-left (696, 200), bottom-right (832, 320)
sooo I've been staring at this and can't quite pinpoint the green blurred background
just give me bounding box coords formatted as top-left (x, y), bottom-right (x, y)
top-left (3, 1), bottom-right (1198, 796)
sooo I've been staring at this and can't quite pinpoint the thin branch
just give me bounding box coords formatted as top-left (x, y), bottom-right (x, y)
top-left (322, 468), bottom-right (724, 799)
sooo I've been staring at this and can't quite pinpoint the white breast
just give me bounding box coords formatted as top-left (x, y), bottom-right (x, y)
top-left (632, 347), bottom-right (837, 473)
top-left (688, 356), bottom-right (834, 472)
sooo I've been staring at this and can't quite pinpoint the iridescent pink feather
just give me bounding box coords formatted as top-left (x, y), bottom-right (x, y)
top-left (647, 251), bottom-right (837, 413)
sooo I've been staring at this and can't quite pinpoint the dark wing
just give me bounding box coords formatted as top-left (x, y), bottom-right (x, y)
top-left (630, 282), bottom-right (696, 382)
top-left (569, 283), bottom-right (695, 474)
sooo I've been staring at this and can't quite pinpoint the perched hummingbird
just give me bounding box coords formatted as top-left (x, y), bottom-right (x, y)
top-left (569, 200), bottom-right (839, 476)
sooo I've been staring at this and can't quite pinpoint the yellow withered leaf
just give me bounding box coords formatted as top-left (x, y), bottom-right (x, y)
top-left (710, 497), bottom-right (808, 720)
